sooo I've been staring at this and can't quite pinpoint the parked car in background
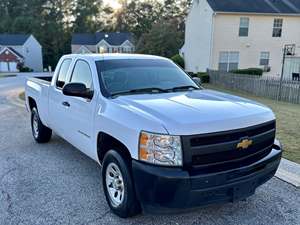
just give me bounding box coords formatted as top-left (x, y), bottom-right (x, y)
top-left (25, 54), bottom-right (282, 218)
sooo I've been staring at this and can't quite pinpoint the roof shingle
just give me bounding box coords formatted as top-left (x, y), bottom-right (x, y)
top-left (0, 34), bottom-right (30, 45)
top-left (72, 32), bottom-right (134, 46)
top-left (207, 0), bottom-right (300, 14)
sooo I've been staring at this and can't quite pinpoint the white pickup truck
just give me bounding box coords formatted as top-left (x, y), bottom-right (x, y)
top-left (25, 54), bottom-right (282, 218)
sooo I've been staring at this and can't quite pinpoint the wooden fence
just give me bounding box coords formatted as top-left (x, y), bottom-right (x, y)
top-left (208, 70), bottom-right (300, 104)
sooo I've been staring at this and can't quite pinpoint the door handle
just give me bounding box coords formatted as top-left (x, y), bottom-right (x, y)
top-left (62, 101), bottom-right (70, 107)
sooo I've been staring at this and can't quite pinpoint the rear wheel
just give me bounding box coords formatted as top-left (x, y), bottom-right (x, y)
top-left (102, 150), bottom-right (141, 218)
top-left (31, 107), bottom-right (52, 143)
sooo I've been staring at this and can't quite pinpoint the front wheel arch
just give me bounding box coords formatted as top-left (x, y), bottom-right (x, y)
top-left (97, 132), bottom-right (132, 164)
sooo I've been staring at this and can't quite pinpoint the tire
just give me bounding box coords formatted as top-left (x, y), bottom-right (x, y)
top-left (102, 150), bottom-right (141, 218)
top-left (31, 107), bottom-right (52, 143)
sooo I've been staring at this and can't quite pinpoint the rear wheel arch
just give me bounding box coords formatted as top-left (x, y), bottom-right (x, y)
top-left (28, 97), bottom-right (37, 111)
top-left (97, 132), bottom-right (132, 164)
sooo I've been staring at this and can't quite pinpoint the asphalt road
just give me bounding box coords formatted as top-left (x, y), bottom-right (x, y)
top-left (0, 75), bottom-right (300, 225)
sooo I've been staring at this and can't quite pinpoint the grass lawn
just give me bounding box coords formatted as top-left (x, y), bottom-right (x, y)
top-left (204, 83), bottom-right (300, 164)
top-left (19, 92), bottom-right (25, 101)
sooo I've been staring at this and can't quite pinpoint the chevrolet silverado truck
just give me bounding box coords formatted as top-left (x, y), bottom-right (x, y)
top-left (25, 54), bottom-right (282, 218)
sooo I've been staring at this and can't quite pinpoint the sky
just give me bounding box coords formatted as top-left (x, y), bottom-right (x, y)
top-left (103, 0), bottom-right (122, 9)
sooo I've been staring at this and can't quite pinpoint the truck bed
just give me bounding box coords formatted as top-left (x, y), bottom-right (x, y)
top-left (26, 76), bottom-right (53, 127)
top-left (29, 76), bottom-right (52, 85)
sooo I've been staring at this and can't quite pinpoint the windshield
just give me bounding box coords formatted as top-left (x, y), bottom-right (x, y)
top-left (96, 59), bottom-right (200, 97)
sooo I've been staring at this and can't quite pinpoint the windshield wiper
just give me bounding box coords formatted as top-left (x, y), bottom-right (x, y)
top-left (167, 85), bottom-right (199, 92)
top-left (111, 87), bottom-right (168, 97)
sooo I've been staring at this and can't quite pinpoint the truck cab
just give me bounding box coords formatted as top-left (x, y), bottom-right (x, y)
top-left (25, 54), bottom-right (282, 218)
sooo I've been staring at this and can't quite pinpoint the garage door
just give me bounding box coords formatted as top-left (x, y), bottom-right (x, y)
top-left (0, 62), bottom-right (9, 72)
top-left (9, 62), bottom-right (18, 72)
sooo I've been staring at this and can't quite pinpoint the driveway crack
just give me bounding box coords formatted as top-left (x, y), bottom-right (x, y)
top-left (0, 168), bottom-right (16, 215)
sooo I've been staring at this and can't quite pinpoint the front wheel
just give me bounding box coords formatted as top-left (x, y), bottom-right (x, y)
top-left (102, 150), bottom-right (141, 218)
top-left (31, 107), bottom-right (52, 143)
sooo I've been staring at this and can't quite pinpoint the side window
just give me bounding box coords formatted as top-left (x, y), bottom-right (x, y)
top-left (260, 52), bottom-right (270, 66)
top-left (239, 17), bottom-right (249, 37)
top-left (273, 18), bottom-right (283, 37)
top-left (70, 60), bottom-right (93, 90)
top-left (56, 59), bottom-right (72, 89)
top-left (218, 51), bottom-right (239, 72)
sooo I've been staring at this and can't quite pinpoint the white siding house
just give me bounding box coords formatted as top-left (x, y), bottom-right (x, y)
top-left (0, 34), bottom-right (43, 72)
top-left (182, 0), bottom-right (300, 78)
top-left (71, 32), bottom-right (135, 54)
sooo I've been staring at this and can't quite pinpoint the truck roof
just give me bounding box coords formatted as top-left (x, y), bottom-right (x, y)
top-left (62, 53), bottom-right (168, 61)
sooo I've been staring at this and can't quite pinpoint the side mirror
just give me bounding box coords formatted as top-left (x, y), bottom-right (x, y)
top-left (193, 77), bottom-right (202, 86)
top-left (62, 83), bottom-right (93, 100)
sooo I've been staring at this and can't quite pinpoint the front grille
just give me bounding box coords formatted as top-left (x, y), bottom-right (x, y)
top-left (181, 121), bottom-right (276, 172)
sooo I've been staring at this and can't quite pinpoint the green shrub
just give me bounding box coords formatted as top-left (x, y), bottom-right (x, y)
top-left (171, 54), bottom-right (185, 69)
top-left (187, 72), bottom-right (196, 77)
top-left (231, 68), bottom-right (263, 76)
top-left (17, 62), bottom-right (33, 72)
top-left (197, 72), bottom-right (210, 83)
top-left (19, 66), bottom-right (33, 72)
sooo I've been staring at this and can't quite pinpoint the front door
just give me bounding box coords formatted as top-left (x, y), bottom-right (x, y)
top-left (63, 59), bottom-right (97, 158)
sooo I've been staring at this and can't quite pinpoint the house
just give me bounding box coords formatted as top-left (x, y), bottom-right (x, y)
top-left (0, 34), bottom-right (43, 72)
top-left (182, 0), bottom-right (300, 77)
top-left (71, 32), bottom-right (135, 54)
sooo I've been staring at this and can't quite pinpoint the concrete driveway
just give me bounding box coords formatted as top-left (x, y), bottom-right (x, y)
top-left (0, 74), bottom-right (299, 225)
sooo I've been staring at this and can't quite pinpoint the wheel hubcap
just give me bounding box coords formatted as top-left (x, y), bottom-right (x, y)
top-left (105, 162), bottom-right (124, 207)
top-left (33, 114), bottom-right (39, 138)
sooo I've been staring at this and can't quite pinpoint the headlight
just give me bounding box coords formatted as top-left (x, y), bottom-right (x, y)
top-left (139, 131), bottom-right (182, 166)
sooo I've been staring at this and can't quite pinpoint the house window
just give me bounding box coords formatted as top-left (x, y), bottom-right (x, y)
top-left (260, 52), bottom-right (270, 66)
top-left (273, 18), bottom-right (283, 37)
top-left (239, 17), bottom-right (249, 37)
top-left (99, 46), bottom-right (106, 53)
top-left (219, 52), bottom-right (239, 72)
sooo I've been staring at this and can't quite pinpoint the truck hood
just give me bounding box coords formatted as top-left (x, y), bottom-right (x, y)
top-left (113, 89), bottom-right (275, 135)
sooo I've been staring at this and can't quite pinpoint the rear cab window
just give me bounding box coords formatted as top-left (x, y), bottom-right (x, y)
top-left (56, 59), bottom-right (72, 89)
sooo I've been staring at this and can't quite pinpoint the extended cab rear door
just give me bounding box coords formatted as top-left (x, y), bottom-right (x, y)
top-left (48, 58), bottom-right (73, 138)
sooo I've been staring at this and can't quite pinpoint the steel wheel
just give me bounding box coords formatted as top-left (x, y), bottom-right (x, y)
top-left (32, 113), bottom-right (39, 138)
top-left (105, 162), bottom-right (125, 207)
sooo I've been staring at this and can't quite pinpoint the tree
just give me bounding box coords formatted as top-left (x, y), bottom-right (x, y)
top-left (0, 0), bottom-right (193, 69)
top-left (136, 20), bottom-right (183, 58)
top-left (108, 0), bottom-right (162, 39)
top-left (72, 0), bottom-right (104, 33)
top-left (171, 54), bottom-right (184, 68)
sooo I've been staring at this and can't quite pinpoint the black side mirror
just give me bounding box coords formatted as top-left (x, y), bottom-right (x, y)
top-left (193, 77), bottom-right (202, 86)
top-left (62, 83), bottom-right (93, 100)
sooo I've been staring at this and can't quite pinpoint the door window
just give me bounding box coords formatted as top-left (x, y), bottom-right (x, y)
top-left (70, 60), bottom-right (93, 90)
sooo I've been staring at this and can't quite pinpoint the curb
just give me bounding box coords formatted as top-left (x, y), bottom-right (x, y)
top-left (275, 158), bottom-right (300, 188)
top-left (276, 169), bottom-right (300, 188)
